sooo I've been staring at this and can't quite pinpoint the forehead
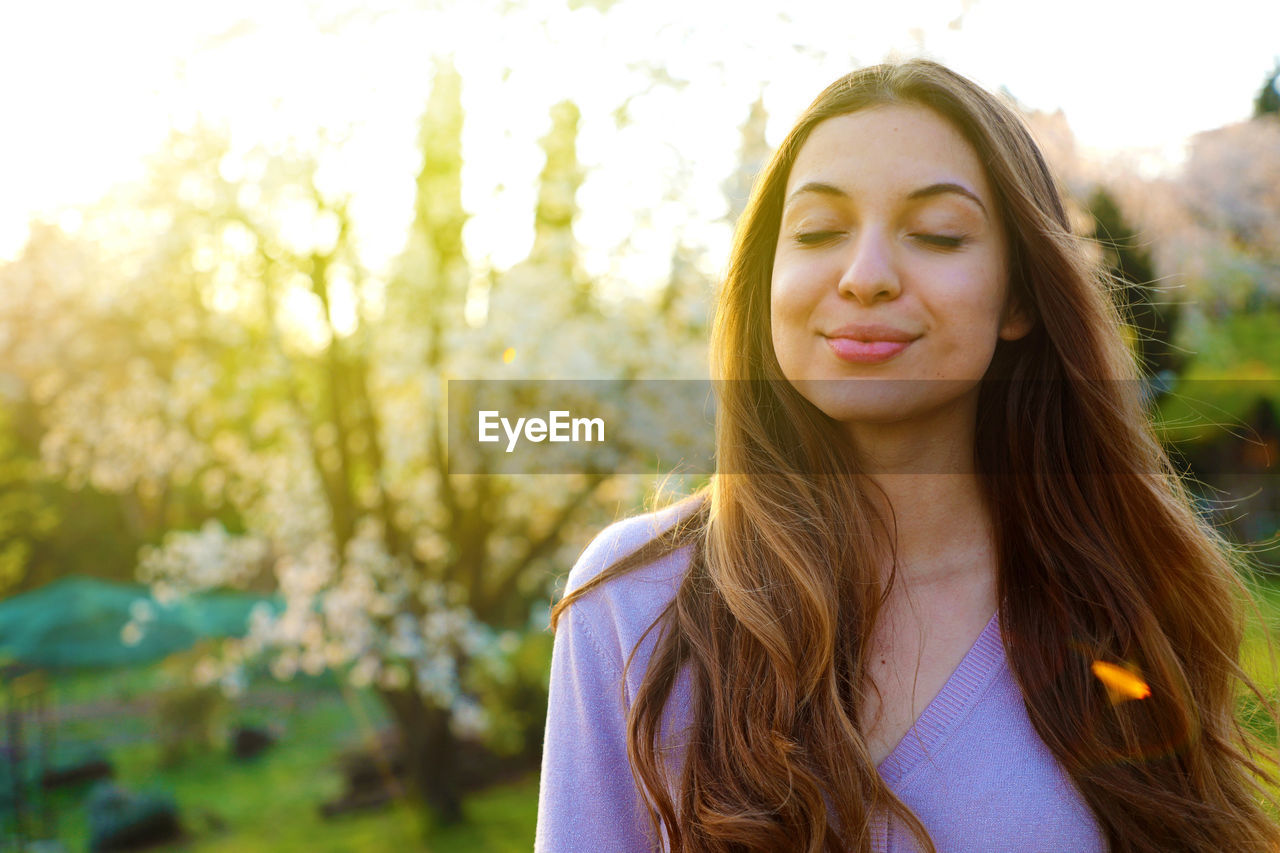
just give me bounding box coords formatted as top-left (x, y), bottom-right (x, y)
top-left (784, 103), bottom-right (992, 204)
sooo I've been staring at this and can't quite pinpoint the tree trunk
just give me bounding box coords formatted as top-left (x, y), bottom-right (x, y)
top-left (380, 688), bottom-right (463, 824)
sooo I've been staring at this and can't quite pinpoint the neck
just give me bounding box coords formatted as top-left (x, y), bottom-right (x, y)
top-left (867, 473), bottom-right (996, 589)
top-left (845, 398), bottom-right (998, 596)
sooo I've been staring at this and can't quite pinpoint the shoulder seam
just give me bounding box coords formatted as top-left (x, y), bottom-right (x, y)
top-left (568, 597), bottom-right (628, 701)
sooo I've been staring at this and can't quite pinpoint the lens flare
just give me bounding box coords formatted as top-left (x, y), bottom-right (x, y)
top-left (1091, 660), bottom-right (1151, 704)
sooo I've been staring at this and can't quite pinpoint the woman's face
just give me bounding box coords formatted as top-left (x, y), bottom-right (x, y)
top-left (770, 103), bottom-right (1030, 430)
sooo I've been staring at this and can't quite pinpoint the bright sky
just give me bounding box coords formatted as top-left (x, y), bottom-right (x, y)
top-left (2, 0), bottom-right (1277, 290)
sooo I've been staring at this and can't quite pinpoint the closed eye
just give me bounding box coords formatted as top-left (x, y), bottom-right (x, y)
top-left (794, 230), bottom-right (843, 246)
top-left (912, 234), bottom-right (966, 249)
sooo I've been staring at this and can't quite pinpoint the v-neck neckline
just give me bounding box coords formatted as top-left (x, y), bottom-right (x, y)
top-left (874, 610), bottom-right (1004, 787)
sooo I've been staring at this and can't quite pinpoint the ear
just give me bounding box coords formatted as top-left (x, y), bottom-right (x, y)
top-left (997, 295), bottom-right (1035, 341)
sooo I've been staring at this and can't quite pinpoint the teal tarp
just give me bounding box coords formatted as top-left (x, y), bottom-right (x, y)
top-left (0, 576), bottom-right (279, 669)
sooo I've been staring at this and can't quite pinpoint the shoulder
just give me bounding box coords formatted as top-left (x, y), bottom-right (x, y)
top-left (538, 500), bottom-right (703, 853)
top-left (565, 496), bottom-right (702, 597)
top-left (557, 497), bottom-right (702, 688)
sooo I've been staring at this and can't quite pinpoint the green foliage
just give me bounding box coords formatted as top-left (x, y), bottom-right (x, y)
top-left (1255, 61), bottom-right (1280, 119)
top-left (1155, 311), bottom-right (1280, 446)
top-left (1086, 186), bottom-right (1180, 379)
top-left (467, 627), bottom-right (553, 758)
top-left (154, 680), bottom-right (227, 768)
top-left (0, 403), bottom-right (58, 595)
top-left (407, 58), bottom-right (469, 309)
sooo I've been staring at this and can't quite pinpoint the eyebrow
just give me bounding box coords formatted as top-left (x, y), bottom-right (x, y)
top-left (784, 180), bottom-right (988, 218)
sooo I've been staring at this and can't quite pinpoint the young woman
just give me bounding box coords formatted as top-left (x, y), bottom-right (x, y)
top-left (535, 59), bottom-right (1280, 852)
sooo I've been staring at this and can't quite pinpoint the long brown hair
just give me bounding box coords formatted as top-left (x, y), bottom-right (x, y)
top-left (553, 59), bottom-right (1280, 852)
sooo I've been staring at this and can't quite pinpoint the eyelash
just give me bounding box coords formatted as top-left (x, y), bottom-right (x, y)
top-left (912, 234), bottom-right (966, 249)
top-left (792, 231), bottom-right (967, 249)
top-left (795, 231), bottom-right (841, 245)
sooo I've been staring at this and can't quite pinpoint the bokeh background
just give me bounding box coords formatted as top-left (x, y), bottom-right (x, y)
top-left (1, 0), bottom-right (1278, 849)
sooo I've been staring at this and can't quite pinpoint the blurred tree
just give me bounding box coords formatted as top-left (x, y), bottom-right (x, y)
top-left (0, 401), bottom-right (58, 595)
top-left (1142, 102), bottom-right (1280, 546)
top-left (1173, 118), bottom-right (1280, 316)
top-left (721, 93), bottom-right (770, 228)
top-left (1086, 186), bottom-right (1182, 382)
top-left (4, 58), bottom-right (709, 821)
top-left (530, 100), bottom-right (588, 296)
top-left (1254, 60), bottom-right (1280, 118)
top-left (0, 226), bottom-right (192, 594)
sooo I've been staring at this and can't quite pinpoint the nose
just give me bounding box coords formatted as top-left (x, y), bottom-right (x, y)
top-left (837, 226), bottom-right (901, 305)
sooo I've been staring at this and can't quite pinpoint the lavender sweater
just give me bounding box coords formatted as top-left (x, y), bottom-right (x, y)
top-left (536, 504), bottom-right (1106, 852)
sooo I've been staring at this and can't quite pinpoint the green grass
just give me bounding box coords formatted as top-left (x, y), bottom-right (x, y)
top-left (9, 674), bottom-right (539, 852)
top-left (1240, 571), bottom-right (1280, 683)
top-left (185, 773), bottom-right (540, 853)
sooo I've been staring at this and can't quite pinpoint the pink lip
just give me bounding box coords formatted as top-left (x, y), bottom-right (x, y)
top-left (825, 338), bottom-right (911, 363)
top-left (825, 323), bottom-right (918, 342)
top-left (823, 324), bottom-right (919, 364)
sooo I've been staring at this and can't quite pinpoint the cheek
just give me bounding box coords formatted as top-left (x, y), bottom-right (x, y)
top-left (769, 271), bottom-right (811, 352)
top-left (769, 257), bottom-right (823, 323)
top-left (769, 286), bottom-right (808, 383)
top-left (938, 258), bottom-right (1008, 327)
top-left (982, 272), bottom-right (1015, 334)
top-left (768, 281), bottom-right (789, 360)
top-left (943, 276), bottom-right (1013, 364)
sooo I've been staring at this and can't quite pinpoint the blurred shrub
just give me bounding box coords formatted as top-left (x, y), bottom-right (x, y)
top-left (153, 682), bottom-right (225, 768)
top-left (228, 723), bottom-right (276, 761)
top-left (468, 626), bottom-right (553, 760)
top-left (43, 743), bottom-right (114, 790)
top-left (86, 781), bottom-right (182, 851)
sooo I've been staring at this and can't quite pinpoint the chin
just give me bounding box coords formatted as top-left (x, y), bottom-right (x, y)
top-left (793, 377), bottom-right (982, 428)
top-left (792, 377), bottom-right (919, 422)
